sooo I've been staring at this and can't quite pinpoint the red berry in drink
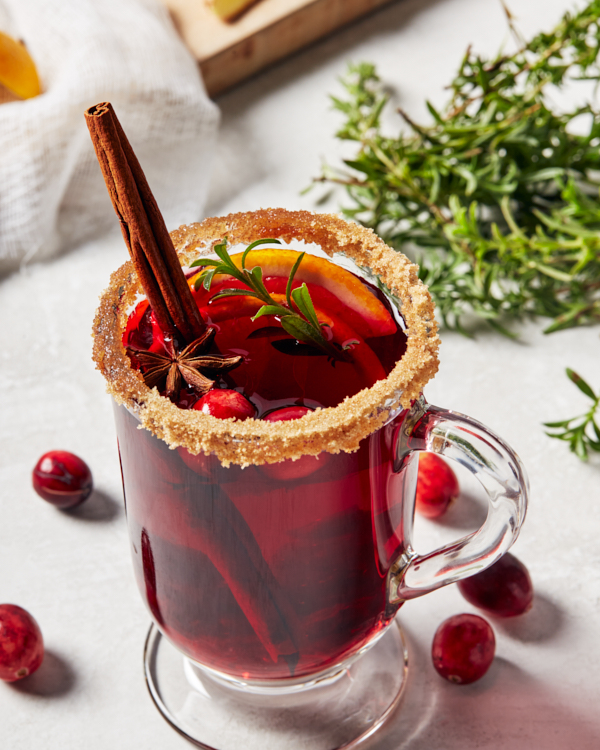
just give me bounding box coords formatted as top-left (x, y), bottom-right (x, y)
top-left (264, 406), bottom-right (313, 422)
top-left (32, 450), bottom-right (93, 508)
top-left (415, 452), bottom-right (459, 518)
top-left (0, 604), bottom-right (44, 682)
top-left (193, 389), bottom-right (256, 420)
top-left (432, 613), bottom-right (495, 685)
top-left (457, 552), bottom-right (534, 617)
top-left (260, 407), bottom-right (330, 480)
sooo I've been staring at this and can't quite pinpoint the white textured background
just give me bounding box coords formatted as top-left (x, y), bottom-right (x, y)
top-left (1, 0), bottom-right (599, 748)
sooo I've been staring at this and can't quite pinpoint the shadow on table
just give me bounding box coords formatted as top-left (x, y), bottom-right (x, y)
top-left (60, 488), bottom-right (122, 523)
top-left (494, 593), bottom-right (565, 644)
top-left (369, 618), bottom-right (600, 750)
top-left (430, 488), bottom-right (488, 532)
top-left (11, 649), bottom-right (77, 698)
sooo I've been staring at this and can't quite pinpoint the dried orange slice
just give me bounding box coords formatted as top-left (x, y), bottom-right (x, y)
top-left (0, 30), bottom-right (41, 100)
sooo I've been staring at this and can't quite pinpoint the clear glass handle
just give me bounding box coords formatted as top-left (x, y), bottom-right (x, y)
top-left (389, 396), bottom-right (529, 603)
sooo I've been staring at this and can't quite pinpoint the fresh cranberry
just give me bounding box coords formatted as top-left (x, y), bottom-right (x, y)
top-left (432, 613), bottom-right (495, 685)
top-left (193, 389), bottom-right (256, 420)
top-left (264, 406), bottom-right (314, 422)
top-left (415, 452), bottom-right (459, 518)
top-left (32, 451), bottom-right (93, 508)
top-left (260, 407), bottom-right (330, 481)
top-left (458, 552), bottom-right (534, 617)
top-left (122, 300), bottom-right (165, 353)
top-left (0, 604), bottom-right (44, 682)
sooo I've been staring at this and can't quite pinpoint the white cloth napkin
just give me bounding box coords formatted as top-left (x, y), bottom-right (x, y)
top-left (0, 0), bottom-right (220, 274)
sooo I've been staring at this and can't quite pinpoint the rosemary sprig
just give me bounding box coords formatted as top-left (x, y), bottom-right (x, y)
top-left (190, 238), bottom-right (349, 361)
top-left (316, 1), bottom-right (600, 336)
top-left (544, 368), bottom-right (600, 460)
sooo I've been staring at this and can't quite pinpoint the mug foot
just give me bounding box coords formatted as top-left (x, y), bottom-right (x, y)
top-left (143, 620), bottom-right (408, 749)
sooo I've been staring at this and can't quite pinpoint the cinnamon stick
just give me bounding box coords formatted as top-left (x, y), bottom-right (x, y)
top-left (85, 102), bottom-right (206, 344)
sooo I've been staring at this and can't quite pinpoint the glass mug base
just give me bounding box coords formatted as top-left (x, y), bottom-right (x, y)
top-left (143, 619), bottom-right (408, 750)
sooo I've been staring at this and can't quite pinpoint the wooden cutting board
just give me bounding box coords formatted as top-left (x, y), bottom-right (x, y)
top-left (162, 0), bottom-right (398, 97)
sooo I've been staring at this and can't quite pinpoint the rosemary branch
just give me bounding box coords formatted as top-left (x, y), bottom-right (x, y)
top-left (545, 368), bottom-right (600, 460)
top-left (316, 0), bottom-right (600, 336)
top-left (190, 239), bottom-right (349, 361)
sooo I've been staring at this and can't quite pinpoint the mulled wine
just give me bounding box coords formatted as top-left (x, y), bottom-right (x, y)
top-left (116, 401), bottom-right (410, 680)
top-left (119, 247), bottom-right (410, 679)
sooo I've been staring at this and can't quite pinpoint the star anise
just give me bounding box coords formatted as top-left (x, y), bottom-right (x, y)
top-left (126, 327), bottom-right (242, 400)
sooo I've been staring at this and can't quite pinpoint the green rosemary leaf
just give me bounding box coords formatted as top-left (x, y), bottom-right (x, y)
top-left (213, 240), bottom-right (231, 265)
top-left (545, 366), bottom-right (600, 460)
top-left (543, 419), bottom-right (574, 429)
top-left (566, 368), bottom-right (597, 400)
top-left (201, 267), bottom-right (217, 291)
top-left (286, 252), bottom-right (305, 308)
top-left (241, 238), bottom-right (281, 268)
top-left (279, 315), bottom-right (332, 354)
top-left (574, 431), bottom-right (588, 460)
top-left (291, 284), bottom-right (321, 330)
top-left (211, 288), bottom-right (263, 301)
top-left (251, 305), bottom-right (286, 321)
top-left (249, 265), bottom-right (272, 299)
top-left (189, 258), bottom-right (220, 268)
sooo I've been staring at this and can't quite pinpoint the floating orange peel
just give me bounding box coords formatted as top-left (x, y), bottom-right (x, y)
top-left (0, 30), bottom-right (41, 100)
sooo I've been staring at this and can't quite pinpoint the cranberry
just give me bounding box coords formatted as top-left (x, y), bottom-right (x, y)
top-left (432, 613), bottom-right (495, 685)
top-left (122, 300), bottom-right (165, 354)
top-left (32, 450), bottom-right (93, 508)
top-left (264, 406), bottom-right (313, 422)
top-left (415, 452), bottom-right (459, 518)
top-left (260, 407), bottom-right (330, 480)
top-left (458, 552), bottom-right (534, 617)
top-left (193, 389), bottom-right (256, 420)
top-left (0, 604), bottom-right (44, 682)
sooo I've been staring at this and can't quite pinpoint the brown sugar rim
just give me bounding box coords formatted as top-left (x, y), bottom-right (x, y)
top-left (92, 208), bottom-right (440, 467)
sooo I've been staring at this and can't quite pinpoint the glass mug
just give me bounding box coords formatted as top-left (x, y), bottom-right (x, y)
top-left (96, 210), bottom-right (528, 750)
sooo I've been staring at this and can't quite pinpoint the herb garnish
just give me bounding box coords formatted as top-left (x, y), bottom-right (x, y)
top-left (190, 239), bottom-right (350, 361)
top-left (545, 368), bottom-right (600, 460)
top-left (315, 1), bottom-right (600, 336)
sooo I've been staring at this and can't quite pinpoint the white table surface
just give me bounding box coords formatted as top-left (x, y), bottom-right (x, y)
top-left (2, 0), bottom-right (600, 748)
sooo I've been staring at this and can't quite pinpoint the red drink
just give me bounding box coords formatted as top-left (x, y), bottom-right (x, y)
top-left (116, 402), bottom-right (410, 680)
top-left (118, 250), bottom-right (410, 680)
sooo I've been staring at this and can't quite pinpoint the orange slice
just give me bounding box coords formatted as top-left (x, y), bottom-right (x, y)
top-left (190, 249), bottom-right (396, 338)
top-left (0, 31), bottom-right (41, 100)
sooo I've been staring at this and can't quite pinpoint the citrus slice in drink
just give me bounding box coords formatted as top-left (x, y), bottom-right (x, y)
top-left (0, 31), bottom-right (41, 100)
top-left (190, 249), bottom-right (396, 339)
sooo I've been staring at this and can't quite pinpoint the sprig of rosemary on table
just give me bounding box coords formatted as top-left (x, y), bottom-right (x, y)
top-left (190, 238), bottom-right (349, 361)
top-left (315, 0), bottom-right (600, 336)
top-left (544, 369), bottom-right (600, 459)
